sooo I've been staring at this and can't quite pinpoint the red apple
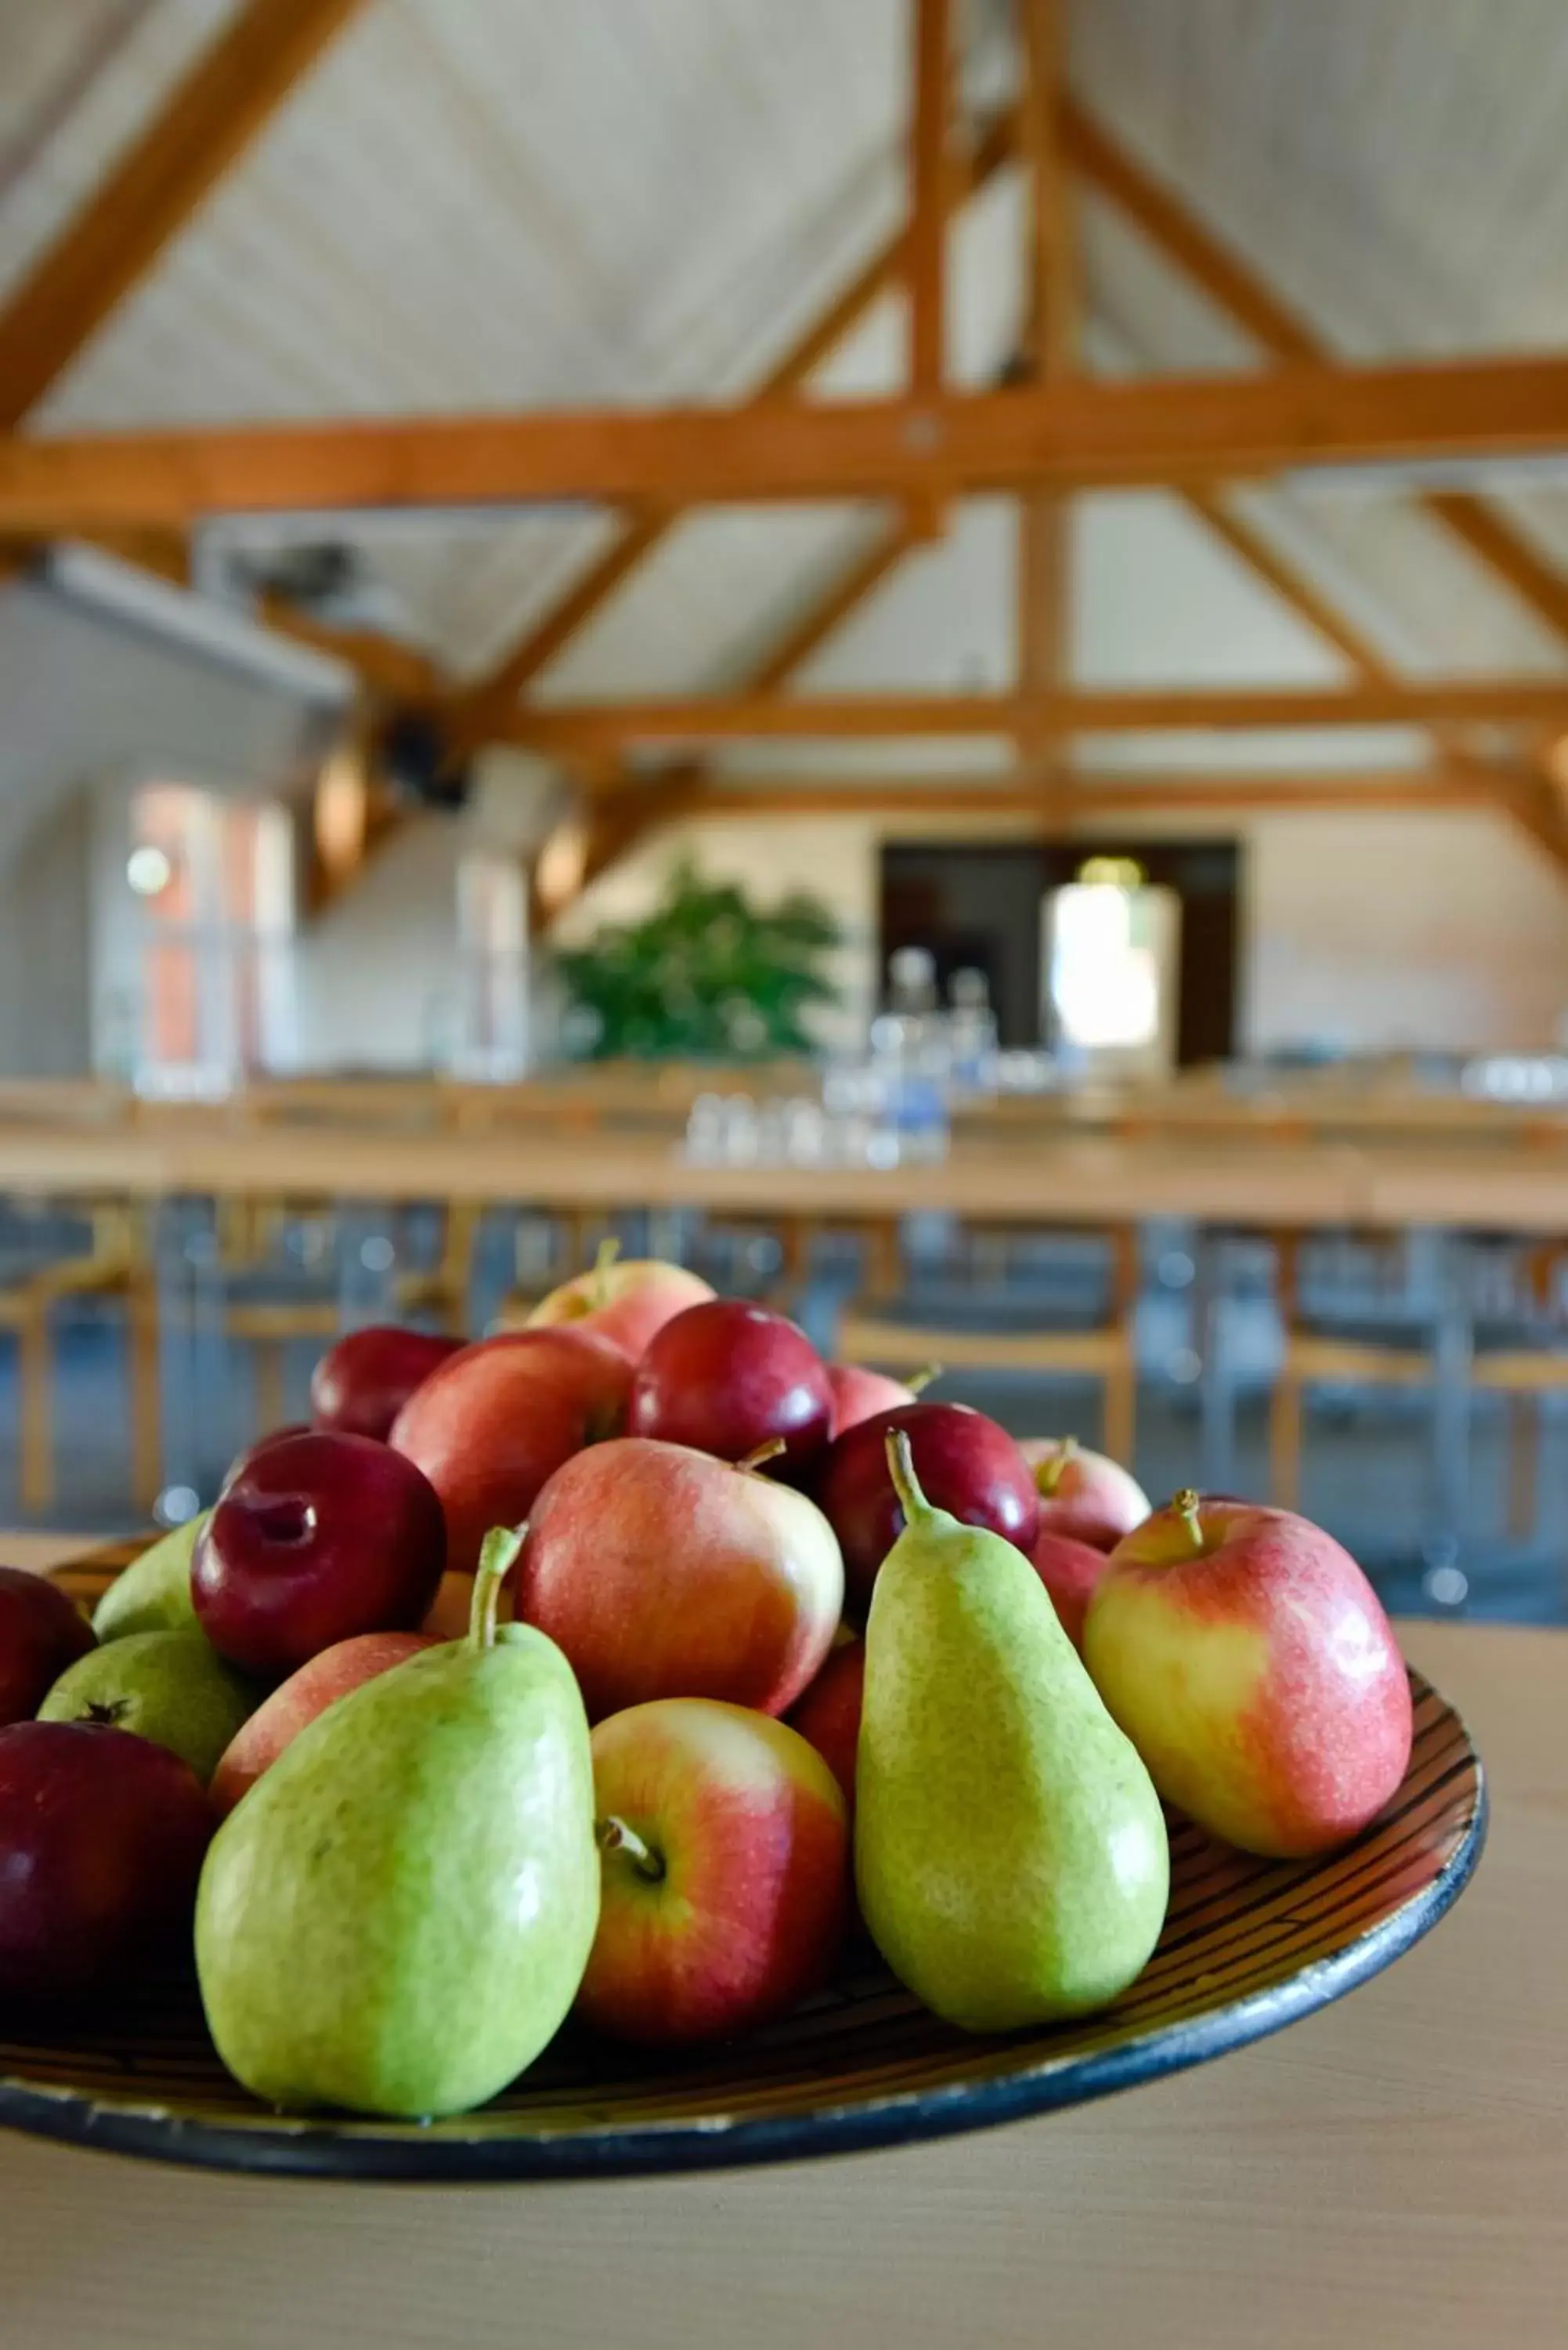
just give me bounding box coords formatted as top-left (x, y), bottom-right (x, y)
top-left (516, 1437), bottom-right (843, 1721)
top-left (815, 1401), bottom-right (1040, 1615)
top-left (826, 1363), bottom-right (936, 1438)
top-left (310, 1326), bottom-right (464, 1443)
top-left (1029, 1525), bottom-right (1113, 1654)
top-left (390, 1327), bottom-right (630, 1576)
top-left (0, 1566), bottom-right (96, 1727)
top-left (194, 1430), bottom-right (446, 1677)
top-left (786, 1638), bottom-right (865, 1815)
top-left (526, 1242), bottom-right (714, 1365)
top-left (1084, 1490), bottom-right (1414, 1859)
top-left (1021, 1436), bottom-right (1151, 1551)
top-left (0, 1722), bottom-right (213, 2001)
top-left (628, 1300), bottom-right (833, 1473)
top-left (577, 1697), bottom-right (849, 2045)
top-left (211, 1629), bottom-right (436, 1813)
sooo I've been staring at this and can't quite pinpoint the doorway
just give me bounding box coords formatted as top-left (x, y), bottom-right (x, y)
top-left (879, 837), bottom-right (1241, 1065)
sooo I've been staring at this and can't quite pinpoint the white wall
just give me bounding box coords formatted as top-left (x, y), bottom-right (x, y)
top-left (547, 485), bottom-right (1566, 1059)
top-left (1243, 811), bottom-right (1568, 1054)
top-left (555, 799), bottom-right (1568, 1058)
top-left (0, 792), bottom-right (93, 1076)
top-left (292, 816), bottom-right (467, 1072)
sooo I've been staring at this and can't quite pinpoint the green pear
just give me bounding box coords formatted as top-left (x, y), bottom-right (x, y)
top-left (92, 1514), bottom-right (208, 1642)
top-left (856, 1433), bottom-right (1169, 2032)
top-left (195, 1529), bottom-right (600, 2120)
top-left (39, 1629), bottom-right (257, 1784)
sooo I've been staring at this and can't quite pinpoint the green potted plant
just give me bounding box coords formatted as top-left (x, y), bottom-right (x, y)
top-left (554, 860), bottom-right (842, 1061)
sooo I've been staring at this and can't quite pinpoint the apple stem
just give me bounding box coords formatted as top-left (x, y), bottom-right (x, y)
top-left (591, 1235), bottom-right (620, 1311)
top-left (1172, 1488), bottom-right (1205, 1555)
top-left (885, 1428), bottom-right (935, 1524)
top-left (735, 1436), bottom-right (788, 1475)
top-left (597, 1814), bottom-right (666, 1883)
top-left (907, 1363), bottom-right (942, 1396)
top-left (1035, 1435), bottom-right (1078, 1499)
top-left (469, 1526), bottom-right (525, 1650)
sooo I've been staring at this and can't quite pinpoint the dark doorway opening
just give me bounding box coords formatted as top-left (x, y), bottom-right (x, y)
top-left (879, 837), bottom-right (1241, 1065)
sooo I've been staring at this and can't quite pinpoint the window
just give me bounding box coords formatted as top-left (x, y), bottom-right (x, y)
top-left (454, 852), bottom-right (528, 1079)
top-left (128, 785), bottom-right (296, 1093)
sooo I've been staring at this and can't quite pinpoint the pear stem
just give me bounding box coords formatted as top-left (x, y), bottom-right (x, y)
top-left (735, 1435), bottom-right (788, 1475)
top-left (590, 1235), bottom-right (620, 1311)
top-left (884, 1428), bottom-right (935, 1524)
top-left (1035, 1434), bottom-right (1078, 1499)
top-left (597, 1814), bottom-right (666, 1883)
top-left (906, 1362), bottom-right (942, 1396)
top-left (469, 1526), bottom-right (525, 1650)
top-left (1172, 1488), bottom-right (1205, 1556)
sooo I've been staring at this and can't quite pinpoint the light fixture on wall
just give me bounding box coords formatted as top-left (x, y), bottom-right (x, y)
top-left (125, 844), bottom-right (172, 898)
top-left (313, 740), bottom-right (370, 879)
top-left (536, 819), bottom-right (589, 917)
top-left (1076, 855), bottom-right (1146, 889)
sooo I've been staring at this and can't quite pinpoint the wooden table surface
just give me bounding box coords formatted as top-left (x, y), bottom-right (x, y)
top-left (2, 1116), bottom-right (1568, 1229)
top-left (2, 1537), bottom-right (1563, 2350)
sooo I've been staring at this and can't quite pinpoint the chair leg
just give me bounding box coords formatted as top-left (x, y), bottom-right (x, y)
top-left (18, 1296), bottom-right (52, 1517)
top-left (1103, 1347), bottom-right (1136, 1470)
top-left (1505, 1392), bottom-right (1540, 1543)
top-left (1269, 1366), bottom-right (1303, 1511)
top-left (862, 1218), bottom-right (901, 1306)
top-left (128, 1282), bottom-right (163, 1516)
top-left (254, 1340), bottom-right (286, 1438)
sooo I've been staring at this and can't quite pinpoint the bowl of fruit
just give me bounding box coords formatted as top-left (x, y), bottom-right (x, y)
top-left (0, 1256), bottom-right (1485, 2179)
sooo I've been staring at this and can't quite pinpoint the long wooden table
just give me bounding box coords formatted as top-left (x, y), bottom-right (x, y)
top-left (2, 1533), bottom-right (1563, 2349)
top-left (1, 1119), bottom-right (1566, 1231)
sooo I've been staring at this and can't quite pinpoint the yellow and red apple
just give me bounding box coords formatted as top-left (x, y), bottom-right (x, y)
top-left (577, 1697), bottom-right (849, 2045)
top-left (515, 1436), bottom-right (843, 1720)
top-left (826, 1362), bottom-right (939, 1438)
top-left (1021, 1436), bottom-right (1151, 1551)
top-left (526, 1245), bottom-right (714, 1365)
top-left (1029, 1525), bottom-right (1114, 1653)
top-left (389, 1327), bottom-right (630, 1575)
top-left (1083, 1491), bottom-right (1413, 1858)
top-left (211, 1629), bottom-right (435, 1814)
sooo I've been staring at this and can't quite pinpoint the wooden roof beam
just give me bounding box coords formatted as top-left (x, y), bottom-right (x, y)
top-left (451, 107), bottom-right (1014, 744)
top-left (1017, 0), bottom-right (1078, 804)
top-left (13, 354), bottom-right (1568, 527)
top-left (503, 677), bottom-right (1568, 754)
top-left (0, 0), bottom-right (371, 430)
top-left (1060, 99), bottom-right (1568, 653)
top-left (627, 769), bottom-right (1527, 820)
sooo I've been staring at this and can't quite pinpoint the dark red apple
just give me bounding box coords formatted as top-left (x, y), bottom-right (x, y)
top-left (310, 1325), bottom-right (465, 1443)
top-left (0, 1721), bottom-right (213, 2001)
top-left (0, 1567), bottom-right (96, 1727)
top-left (194, 1430), bottom-right (446, 1676)
top-left (389, 1328), bottom-right (631, 1576)
top-left (814, 1401), bottom-right (1040, 1614)
top-left (786, 1637), bottom-right (865, 1815)
top-left (627, 1300), bottom-right (833, 1471)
